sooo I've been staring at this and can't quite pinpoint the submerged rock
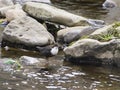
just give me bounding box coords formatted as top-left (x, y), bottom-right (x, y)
top-left (20, 56), bottom-right (47, 68)
top-left (0, 58), bottom-right (21, 71)
top-left (23, 2), bottom-right (88, 26)
top-left (64, 39), bottom-right (120, 67)
top-left (0, 4), bottom-right (26, 21)
top-left (57, 26), bottom-right (97, 44)
top-left (2, 16), bottom-right (55, 48)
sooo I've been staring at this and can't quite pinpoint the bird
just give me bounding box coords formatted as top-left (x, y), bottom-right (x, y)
top-left (36, 44), bottom-right (59, 58)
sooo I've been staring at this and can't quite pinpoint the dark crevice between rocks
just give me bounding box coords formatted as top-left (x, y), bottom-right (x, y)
top-left (1, 40), bottom-right (36, 50)
top-left (1, 39), bottom-right (60, 53)
top-left (1, 40), bottom-right (51, 51)
top-left (64, 55), bottom-right (119, 67)
top-left (45, 22), bottom-right (62, 41)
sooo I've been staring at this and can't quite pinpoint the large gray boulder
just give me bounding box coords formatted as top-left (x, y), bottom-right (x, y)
top-left (57, 26), bottom-right (96, 44)
top-left (2, 16), bottom-right (55, 47)
top-left (0, 0), bottom-right (13, 8)
top-left (64, 39), bottom-right (120, 66)
top-left (23, 2), bottom-right (88, 27)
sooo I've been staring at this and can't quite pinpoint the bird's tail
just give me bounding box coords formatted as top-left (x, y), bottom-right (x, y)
top-left (36, 46), bottom-right (44, 51)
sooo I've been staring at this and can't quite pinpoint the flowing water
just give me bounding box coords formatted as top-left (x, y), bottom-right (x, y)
top-left (0, 0), bottom-right (120, 90)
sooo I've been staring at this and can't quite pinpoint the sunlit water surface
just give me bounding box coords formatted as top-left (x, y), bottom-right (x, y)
top-left (0, 0), bottom-right (120, 90)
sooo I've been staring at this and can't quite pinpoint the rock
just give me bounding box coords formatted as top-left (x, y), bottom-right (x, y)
top-left (19, 56), bottom-right (48, 71)
top-left (2, 16), bottom-right (55, 48)
top-left (20, 56), bottom-right (40, 65)
top-left (5, 5), bottom-right (26, 22)
top-left (57, 26), bottom-right (97, 44)
top-left (13, 0), bottom-right (51, 5)
top-left (52, 0), bottom-right (105, 5)
top-left (86, 19), bottom-right (105, 28)
top-left (89, 22), bottom-right (120, 41)
top-left (64, 38), bottom-right (120, 66)
top-left (104, 7), bottom-right (120, 23)
top-left (20, 56), bottom-right (47, 66)
top-left (0, 0), bottom-right (13, 8)
top-left (23, 2), bottom-right (88, 27)
top-left (19, 56), bottom-right (63, 70)
top-left (103, 0), bottom-right (117, 8)
top-left (5, 4), bottom-right (26, 21)
top-left (102, 0), bottom-right (120, 8)
top-left (89, 24), bottom-right (113, 40)
top-left (64, 39), bottom-right (109, 58)
top-left (0, 4), bottom-right (21, 17)
top-left (0, 58), bottom-right (21, 71)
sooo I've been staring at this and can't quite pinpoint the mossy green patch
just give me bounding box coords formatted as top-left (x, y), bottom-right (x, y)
top-left (112, 22), bottom-right (120, 28)
top-left (69, 41), bottom-right (77, 46)
top-left (89, 22), bottom-right (120, 42)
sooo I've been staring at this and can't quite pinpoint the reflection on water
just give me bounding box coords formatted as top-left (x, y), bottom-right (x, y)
top-left (0, 61), bottom-right (120, 90)
top-left (0, 0), bottom-right (120, 90)
top-left (51, 0), bottom-right (120, 24)
top-left (0, 47), bottom-right (120, 90)
top-left (51, 0), bottom-right (107, 19)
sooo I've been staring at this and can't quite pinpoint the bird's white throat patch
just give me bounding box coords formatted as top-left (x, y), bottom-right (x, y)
top-left (50, 46), bottom-right (59, 55)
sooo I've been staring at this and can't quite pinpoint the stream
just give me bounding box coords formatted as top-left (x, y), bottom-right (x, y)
top-left (0, 0), bottom-right (120, 90)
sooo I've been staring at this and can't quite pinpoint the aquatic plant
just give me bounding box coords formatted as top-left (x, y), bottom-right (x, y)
top-left (4, 59), bottom-right (22, 70)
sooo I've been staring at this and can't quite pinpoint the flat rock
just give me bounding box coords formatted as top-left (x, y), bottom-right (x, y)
top-left (2, 16), bottom-right (55, 48)
top-left (57, 26), bottom-right (96, 44)
top-left (23, 2), bottom-right (88, 26)
top-left (13, 0), bottom-right (51, 4)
